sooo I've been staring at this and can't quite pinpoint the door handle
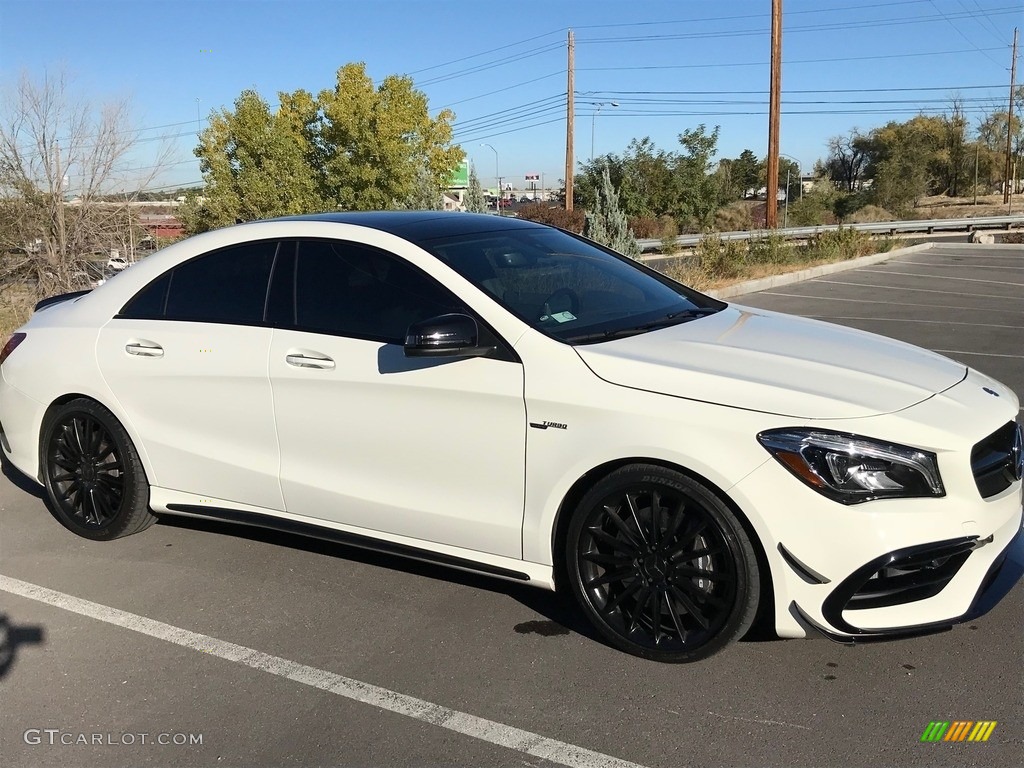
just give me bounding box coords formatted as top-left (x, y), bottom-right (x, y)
top-left (285, 353), bottom-right (335, 370)
top-left (125, 342), bottom-right (164, 358)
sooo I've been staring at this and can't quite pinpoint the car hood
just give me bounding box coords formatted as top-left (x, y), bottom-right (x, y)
top-left (574, 305), bottom-right (967, 419)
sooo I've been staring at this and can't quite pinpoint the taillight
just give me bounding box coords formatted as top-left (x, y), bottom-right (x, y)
top-left (0, 333), bottom-right (26, 366)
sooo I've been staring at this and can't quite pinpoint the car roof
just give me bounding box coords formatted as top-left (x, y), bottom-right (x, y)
top-left (261, 211), bottom-right (545, 246)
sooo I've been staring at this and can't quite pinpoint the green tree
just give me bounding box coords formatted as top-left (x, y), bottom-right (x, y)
top-left (401, 165), bottom-right (443, 210)
top-left (464, 163), bottom-right (487, 213)
top-left (318, 63), bottom-right (462, 210)
top-left (976, 99), bottom-right (1023, 191)
top-left (938, 100), bottom-right (969, 196)
top-left (758, 156), bottom-right (801, 204)
top-left (583, 165), bottom-right (640, 258)
top-left (862, 116), bottom-right (945, 213)
top-left (575, 138), bottom-right (677, 218)
top-left (181, 89), bottom-right (323, 232)
top-left (729, 148), bottom-right (761, 198)
top-left (673, 124), bottom-right (722, 229)
top-left (185, 63), bottom-right (464, 232)
top-left (617, 137), bottom-right (678, 216)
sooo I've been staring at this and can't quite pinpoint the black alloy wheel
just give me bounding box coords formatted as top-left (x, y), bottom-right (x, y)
top-left (42, 399), bottom-right (155, 541)
top-left (567, 464), bottom-right (760, 662)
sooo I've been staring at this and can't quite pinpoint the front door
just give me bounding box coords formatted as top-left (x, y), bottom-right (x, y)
top-left (268, 238), bottom-right (526, 558)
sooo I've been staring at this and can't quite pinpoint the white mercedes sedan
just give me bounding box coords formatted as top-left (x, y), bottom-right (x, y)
top-left (1, 212), bottom-right (1021, 662)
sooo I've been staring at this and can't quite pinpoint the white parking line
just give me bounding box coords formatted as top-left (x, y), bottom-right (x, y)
top-left (932, 350), bottom-right (1024, 359)
top-left (815, 280), bottom-right (1024, 301)
top-left (755, 292), bottom-right (1024, 314)
top-left (896, 262), bottom-right (1024, 270)
top-left (0, 574), bottom-right (647, 768)
top-left (855, 269), bottom-right (1024, 287)
top-left (801, 316), bottom-right (1023, 330)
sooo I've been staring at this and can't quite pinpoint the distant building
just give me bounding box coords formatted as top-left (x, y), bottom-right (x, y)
top-left (138, 214), bottom-right (185, 240)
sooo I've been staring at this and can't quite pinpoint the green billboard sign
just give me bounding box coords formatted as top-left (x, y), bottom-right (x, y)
top-left (448, 161), bottom-right (469, 188)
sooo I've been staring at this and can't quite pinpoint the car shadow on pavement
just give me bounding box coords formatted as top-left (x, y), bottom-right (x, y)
top-left (154, 513), bottom-right (603, 645)
top-left (2, 454), bottom-right (77, 535)
top-left (154, 513), bottom-right (781, 650)
top-left (0, 613), bottom-right (46, 681)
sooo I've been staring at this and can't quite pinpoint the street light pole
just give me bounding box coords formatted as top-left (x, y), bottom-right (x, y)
top-left (784, 168), bottom-right (791, 228)
top-left (481, 143), bottom-right (499, 215)
top-left (590, 101), bottom-right (618, 161)
top-left (779, 153), bottom-right (802, 228)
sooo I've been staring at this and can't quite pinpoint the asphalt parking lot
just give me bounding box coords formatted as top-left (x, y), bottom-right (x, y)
top-left (1, 242), bottom-right (1022, 768)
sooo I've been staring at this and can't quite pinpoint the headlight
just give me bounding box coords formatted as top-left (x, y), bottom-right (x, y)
top-left (757, 429), bottom-right (944, 505)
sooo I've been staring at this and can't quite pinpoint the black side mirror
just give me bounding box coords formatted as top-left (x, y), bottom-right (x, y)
top-left (404, 313), bottom-right (492, 358)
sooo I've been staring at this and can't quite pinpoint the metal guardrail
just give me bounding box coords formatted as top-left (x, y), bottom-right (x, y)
top-left (636, 214), bottom-right (1024, 253)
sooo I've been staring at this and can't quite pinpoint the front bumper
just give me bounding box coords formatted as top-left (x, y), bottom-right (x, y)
top-left (790, 522), bottom-right (1024, 642)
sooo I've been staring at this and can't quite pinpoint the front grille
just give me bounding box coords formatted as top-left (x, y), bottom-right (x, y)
top-left (971, 421), bottom-right (1021, 499)
top-left (844, 539), bottom-right (976, 610)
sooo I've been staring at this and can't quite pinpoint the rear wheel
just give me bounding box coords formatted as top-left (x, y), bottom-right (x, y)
top-left (41, 399), bottom-right (155, 541)
top-left (566, 464), bottom-right (759, 662)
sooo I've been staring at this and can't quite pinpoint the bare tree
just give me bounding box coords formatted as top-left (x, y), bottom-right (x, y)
top-left (0, 69), bottom-right (171, 299)
top-left (823, 130), bottom-right (869, 192)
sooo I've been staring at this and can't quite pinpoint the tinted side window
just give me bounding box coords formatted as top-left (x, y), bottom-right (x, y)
top-left (266, 242), bottom-right (297, 327)
top-left (294, 240), bottom-right (463, 342)
top-left (164, 241), bottom-right (278, 324)
top-left (121, 273), bottom-right (171, 319)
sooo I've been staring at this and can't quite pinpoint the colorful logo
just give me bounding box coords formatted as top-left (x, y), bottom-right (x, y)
top-left (920, 721), bottom-right (997, 742)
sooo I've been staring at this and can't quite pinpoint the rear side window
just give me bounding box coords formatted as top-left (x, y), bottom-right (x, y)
top-left (121, 273), bottom-right (170, 319)
top-left (121, 241), bottom-right (278, 325)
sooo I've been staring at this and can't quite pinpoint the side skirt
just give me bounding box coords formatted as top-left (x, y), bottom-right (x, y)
top-left (164, 502), bottom-right (534, 584)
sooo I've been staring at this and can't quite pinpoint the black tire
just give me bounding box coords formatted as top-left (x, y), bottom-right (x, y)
top-left (41, 398), bottom-right (155, 541)
top-left (566, 464), bottom-right (760, 662)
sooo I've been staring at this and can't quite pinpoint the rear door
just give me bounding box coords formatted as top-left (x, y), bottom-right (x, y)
top-left (96, 240), bottom-right (285, 510)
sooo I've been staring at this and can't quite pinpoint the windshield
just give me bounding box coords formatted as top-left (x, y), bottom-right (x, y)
top-left (421, 227), bottom-right (724, 343)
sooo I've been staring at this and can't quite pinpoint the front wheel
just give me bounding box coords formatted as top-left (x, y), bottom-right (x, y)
top-left (566, 464), bottom-right (760, 662)
top-left (41, 398), bottom-right (155, 541)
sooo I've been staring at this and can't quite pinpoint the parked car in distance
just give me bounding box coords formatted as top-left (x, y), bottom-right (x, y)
top-left (1, 212), bottom-right (1021, 662)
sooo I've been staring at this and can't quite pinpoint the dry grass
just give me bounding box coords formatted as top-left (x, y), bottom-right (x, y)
top-left (1, 283), bottom-right (34, 339)
top-left (657, 227), bottom-right (890, 293)
top-left (659, 255), bottom-right (883, 294)
top-left (912, 193), bottom-right (1017, 219)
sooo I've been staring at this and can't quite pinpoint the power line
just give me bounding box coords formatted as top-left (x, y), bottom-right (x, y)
top-left (416, 42), bottom-right (563, 87)
top-left (587, 84), bottom-right (1004, 95)
top-left (959, 0), bottom-right (1007, 39)
top-left (438, 72), bottom-right (563, 109)
top-left (404, 29), bottom-right (564, 76)
top-left (928, 0), bottom-right (1005, 67)
top-left (589, 105), bottom-right (995, 116)
top-left (452, 95), bottom-right (565, 129)
top-left (591, 96), bottom-right (999, 106)
top-left (453, 104), bottom-right (566, 139)
top-left (577, 47), bottom-right (1005, 71)
top-left (576, 7), bottom-right (1021, 44)
top-left (456, 116), bottom-right (567, 144)
top-left (570, 0), bottom-right (936, 30)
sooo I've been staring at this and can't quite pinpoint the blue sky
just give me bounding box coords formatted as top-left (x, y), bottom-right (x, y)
top-left (0, 0), bottom-right (1019, 193)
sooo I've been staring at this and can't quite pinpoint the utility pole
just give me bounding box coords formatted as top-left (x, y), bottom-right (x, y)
top-left (565, 29), bottom-right (575, 211)
top-left (766, 0), bottom-right (782, 228)
top-left (1004, 27), bottom-right (1018, 206)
